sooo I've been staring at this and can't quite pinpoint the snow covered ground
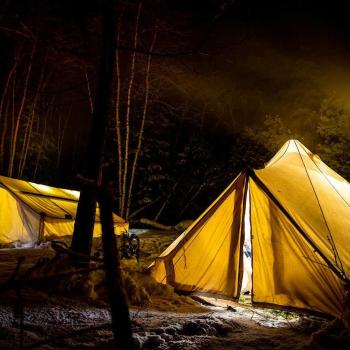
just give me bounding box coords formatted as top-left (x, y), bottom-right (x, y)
top-left (0, 230), bottom-right (344, 349)
top-left (0, 293), bottom-right (320, 350)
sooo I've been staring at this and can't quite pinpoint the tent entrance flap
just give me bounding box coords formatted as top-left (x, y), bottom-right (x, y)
top-left (249, 177), bottom-right (344, 317)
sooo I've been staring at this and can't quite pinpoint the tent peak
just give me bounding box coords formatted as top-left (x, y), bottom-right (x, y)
top-left (264, 139), bottom-right (314, 168)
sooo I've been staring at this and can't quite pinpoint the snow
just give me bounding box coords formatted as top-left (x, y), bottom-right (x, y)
top-left (129, 228), bottom-right (150, 236)
top-left (0, 300), bottom-right (321, 349)
top-left (0, 230), bottom-right (346, 349)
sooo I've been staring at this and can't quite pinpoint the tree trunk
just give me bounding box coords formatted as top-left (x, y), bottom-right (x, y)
top-left (71, 0), bottom-right (117, 259)
top-left (18, 109), bottom-right (35, 177)
top-left (33, 110), bottom-right (47, 180)
top-left (98, 185), bottom-right (135, 349)
top-left (120, 2), bottom-right (142, 217)
top-left (56, 106), bottom-right (71, 171)
top-left (0, 61), bottom-right (16, 169)
top-left (115, 22), bottom-right (123, 213)
top-left (9, 68), bottom-right (16, 167)
top-left (18, 60), bottom-right (47, 178)
top-left (8, 41), bottom-right (36, 178)
top-left (0, 98), bottom-right (10, 173)
top-left (83, 65), bottom-right (94, 114)
top-left (126, 30), bottom-right (157, 219)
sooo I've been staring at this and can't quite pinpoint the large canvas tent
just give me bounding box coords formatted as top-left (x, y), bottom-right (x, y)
top-left (151, 140), bottom-right (350, 317)
top-left (0, 176), bottom-right (128, 244)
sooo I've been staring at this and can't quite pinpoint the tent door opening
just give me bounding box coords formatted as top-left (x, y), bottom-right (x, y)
top-left (241, 184), bottom-right (252, 296)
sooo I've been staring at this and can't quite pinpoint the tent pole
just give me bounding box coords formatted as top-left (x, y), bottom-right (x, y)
top-left (38, 212), bottom-right (46, 243)
top-left (247, 169), bottom-right (349, 285)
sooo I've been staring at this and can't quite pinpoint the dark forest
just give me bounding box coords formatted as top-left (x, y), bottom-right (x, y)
top-left (1, 0), bottom-right (350, 224)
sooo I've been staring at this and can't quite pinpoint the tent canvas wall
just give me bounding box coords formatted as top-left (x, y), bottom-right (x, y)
top-left (151, 140), bottom-right (350, 317)
top-left (0, 176), bottom-right (128, 244)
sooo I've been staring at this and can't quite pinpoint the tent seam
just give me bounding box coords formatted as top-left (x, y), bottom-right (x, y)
top-left (294, 140), bottom-right (346, 278)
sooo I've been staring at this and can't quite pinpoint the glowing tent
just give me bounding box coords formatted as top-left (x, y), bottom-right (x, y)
top-left (0, 176), bottom-right (128, 244)
top-left (151, 140), bottom-right (350, 317)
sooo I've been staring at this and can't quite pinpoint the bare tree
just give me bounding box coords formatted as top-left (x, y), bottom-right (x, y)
top-left (126, 29), bottom-right (157, 219)
top-left (115, 19), bottom-right (123, 212)
top-left (18, 58), bottom-right (49, 177)
top-left (8, 41), bottom-right (36, 177)
top-left (120, 2), bottom-right (142, 218)
top-left (0, 59), bottom-right (17, 170)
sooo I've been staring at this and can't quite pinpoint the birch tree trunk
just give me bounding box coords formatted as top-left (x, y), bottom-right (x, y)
top-left (9, 68), bottom-right (16, 165)
top-left (0, 64), bottom-right (15, 122)
top-left (18, 109), bottom-right (35, 177)
top-left (115, 23), bottom-right (123, 212)
top-left (0, 99), bottom-right (10, 173)
top-left (18, 65), bottom-right (48, 177)
top-left (8, 41), bottom-right (36, 177)
top-left (120, 2), bottom-right (142, 217)
top-left (33, 109), bottom-right (47, 180)
top-left (56, 106), bottom-right (71, 171)
top-left (0, 61), bottom-right (16, 168)
top-left (83, 65), bottom-right (94, 114)
top-left (126, 30), bottom-right (157, 219)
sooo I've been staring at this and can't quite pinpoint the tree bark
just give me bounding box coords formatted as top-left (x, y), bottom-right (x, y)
top-left (121, 2), bottom-right (142, 217)
top-left (98, 185), bottom-right (135, 349)
top-left (83, 65), bottom-right (94, 114)
top-left (33, 110), bottom-right (47, 180)
top-left (18, 58), bottom-right (48, 178)
top-left (8, 41), bottom-right (36, 178)
top-left (115, 21), bottom-right (123, 212)
top-left (0, 98), bottom-right (10, 173)
top-left (71, 0), bottom-right (117, 259)
top-left (56, 106), bottom-right (71, 171)
top-left (0, 60), bottom-right (16, 169)
top-left (126, 30), bottom-right (157, 219)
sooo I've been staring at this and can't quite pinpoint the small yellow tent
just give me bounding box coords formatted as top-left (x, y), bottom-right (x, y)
top-left (0, 176), bottom-right (128, 244)
top-left (151, 140), bottom-right (350, 317)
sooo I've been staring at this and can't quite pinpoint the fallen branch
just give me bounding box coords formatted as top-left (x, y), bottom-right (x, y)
top-left (139, 218), bottom-right (175, 231)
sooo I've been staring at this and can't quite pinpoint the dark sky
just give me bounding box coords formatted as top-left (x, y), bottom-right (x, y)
top-left (162, 0), bottom-right (350, 140)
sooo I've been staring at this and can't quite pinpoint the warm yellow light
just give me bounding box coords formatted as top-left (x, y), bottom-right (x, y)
top-left (61, 189), bottom-right (80, 199)
top-left (29, 182), bottom-right (53, 193)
